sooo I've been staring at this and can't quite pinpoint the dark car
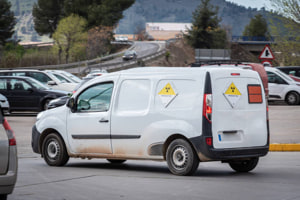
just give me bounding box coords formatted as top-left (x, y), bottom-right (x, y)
top-left (122, 50), bottom-right (137, 61)
top-left (277, 66), bottom-right (300, 82)
top-left (0, 76), bottom-right (68, 112)
top-left (0, 107), bottom-right (17, 200)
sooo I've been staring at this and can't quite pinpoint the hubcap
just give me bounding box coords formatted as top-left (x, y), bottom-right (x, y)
top-left (172, 146), bottom-right (187, 168)
top-left (47, 140), bottom-right (59, 159)
top-left (288, 95), bottom-right (296, 103)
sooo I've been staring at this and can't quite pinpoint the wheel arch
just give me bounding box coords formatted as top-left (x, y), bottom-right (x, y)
top-left (162, 134), bottom-right (196, 160)
top-left (39, 128), bottom-right (67, 155)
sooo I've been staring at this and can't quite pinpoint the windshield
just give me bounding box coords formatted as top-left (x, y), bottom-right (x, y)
top-left (26, 77), bottom-right (50, 90)
top-left (276, 69), bottom-right (295, 82)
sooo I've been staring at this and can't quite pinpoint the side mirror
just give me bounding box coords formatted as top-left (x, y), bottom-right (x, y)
top-left (66, 98), bottom-right (76, 112)
top-left (47, 81), bottom-right (57, 86)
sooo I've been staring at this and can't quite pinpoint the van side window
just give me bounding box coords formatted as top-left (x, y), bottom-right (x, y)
top-left (76, 82), bottom-right (113, 112)
top-left (116, 79), bottom-right (150, 113)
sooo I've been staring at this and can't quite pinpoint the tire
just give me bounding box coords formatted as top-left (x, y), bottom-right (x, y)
top-left (0, 194), bottom-right (7, 200)
top-left (42, 99), bottom-right (52, 110)
top-left (42, 133), bottom-right (69, 166)
top-left (285, 92), bottom-right (300, 105)
top-left (107, 159), bottom-right (126, 164)
top-left (229, 157), bottom-right (259, 172)
top-left (166, 139), bottom-right (199, 176)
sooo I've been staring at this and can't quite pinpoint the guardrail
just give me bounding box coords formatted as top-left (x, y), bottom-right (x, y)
top-left (10, 41), bottom-right (135, 71)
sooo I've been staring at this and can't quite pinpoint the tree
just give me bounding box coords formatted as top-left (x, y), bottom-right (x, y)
top-left (0, 0), bottom-right (16, 45)
top-left (185, 0), bottom-right (227, 49)
top-left (52, 14), bottom-right (87, 63)
top-left (270, 0), bottom-right (300, 65)
top-left (243, 14), bottom-right (270, 39)
top-left (32, 0), bottom-right (64, 37)
top-left (33, 0), bottom-right (135, 36)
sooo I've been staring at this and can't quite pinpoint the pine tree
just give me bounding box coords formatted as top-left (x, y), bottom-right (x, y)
top-left (243, 14), bottom-right (270, 39)
top-left (185, 0), bottom-right (227, 49)
top-left (0, 0), bottom-right (16, 45)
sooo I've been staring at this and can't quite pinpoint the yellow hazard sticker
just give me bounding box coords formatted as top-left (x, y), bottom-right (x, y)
top-left (158, 82), bottom-right (178, 107)
top-left (158, 83), bottom-right (176, 95)
top-left (225, 82), bottom-right (241, 96)
top-left (223, 82), bottom-right (242, 108)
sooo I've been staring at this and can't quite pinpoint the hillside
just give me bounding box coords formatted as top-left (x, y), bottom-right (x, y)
top-left (8, 0), bottom-right (276, 42)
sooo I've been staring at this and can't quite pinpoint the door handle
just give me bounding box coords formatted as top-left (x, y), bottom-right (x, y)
top-left (99, 119), bottom-right (109, 123)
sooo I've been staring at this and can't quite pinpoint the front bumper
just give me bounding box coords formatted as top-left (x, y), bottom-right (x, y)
top-left (31, 125), bottom-right (41, 154)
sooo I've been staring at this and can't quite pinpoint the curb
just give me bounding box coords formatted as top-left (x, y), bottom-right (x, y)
top-left (269, 144), bottom-right (300, 151)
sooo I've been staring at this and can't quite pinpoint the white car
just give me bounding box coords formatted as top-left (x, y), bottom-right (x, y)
top-left (46, 70), bottom-right (81, 84)
top-left (0, 69), bottom-right (77, 92)
top-left (0, 94), bottom-right (9, 113)
top-left (265, 67), bottom-right (300, 105)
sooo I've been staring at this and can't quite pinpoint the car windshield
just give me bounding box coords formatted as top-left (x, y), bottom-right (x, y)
top-left (276, 69), bottom-right (295, 82)
top-left (26, 77), bottom-right (50, 90)
top-left (125, 51), bottom-right (134, 55)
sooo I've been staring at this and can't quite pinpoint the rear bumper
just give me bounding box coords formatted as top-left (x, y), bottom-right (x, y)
top-left (190, 136), bottom-right (269, 161)
top-left (32, 125), bottom-right (41, 154)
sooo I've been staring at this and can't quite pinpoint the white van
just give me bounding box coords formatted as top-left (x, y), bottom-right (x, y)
top-left (32, 67), bottom-right (269, 176)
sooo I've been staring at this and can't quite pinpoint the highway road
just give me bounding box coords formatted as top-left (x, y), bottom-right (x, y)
top-left (5, 105), bottom-right (300, 200)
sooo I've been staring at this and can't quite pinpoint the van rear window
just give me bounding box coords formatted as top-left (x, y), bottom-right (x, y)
top-left (247, 85), bottom-right (263, 104)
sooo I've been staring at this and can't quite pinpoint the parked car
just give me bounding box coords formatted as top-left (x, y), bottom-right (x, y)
top-left (47, 70), bottom-right (81, 84)
top-left (47, 77), bottom-right (96, 109)
top-left (0, 69), bottom-right (77, 92)
top-left (277, 66), bottom-right (300, 82)
top-left (0, 107), bottom-right (17, 200)
top-left (115, 35), bottom-right (128, 42)
top-left (266, 67), bottom-right (300, 105)
top-left (0, 76), bottom-right (68, 112)
top-left (85, 69), bottom-right (108, 78)
top-left (32, 67), bottom-right (268, 176)
top-left (122, 50), bottom-right (137, 61)
top-left (0, 94), bottom-right (9, 114)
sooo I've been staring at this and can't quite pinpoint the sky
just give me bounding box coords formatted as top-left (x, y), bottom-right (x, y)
top-left (227, 0), bottom-right (273, 10)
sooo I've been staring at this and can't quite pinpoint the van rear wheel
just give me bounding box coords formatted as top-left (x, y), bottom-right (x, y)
top-left (229, 157), bottom-right (259, 172)
top-left (166, 139), bottom-right (199, 176)
top-left (42, 133), bottom-right (69, 166)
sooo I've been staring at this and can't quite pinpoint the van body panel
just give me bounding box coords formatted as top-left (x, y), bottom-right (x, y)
top-left (211, 75), bottom-right (268, 149)
top-left (32, 67), bottom-right (269, 169)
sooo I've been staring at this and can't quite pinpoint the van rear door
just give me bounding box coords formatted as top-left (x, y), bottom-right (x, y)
top-left (210, 69), bottom-right (268, 149)
top-left (0, 120), bottom-right (9, 175)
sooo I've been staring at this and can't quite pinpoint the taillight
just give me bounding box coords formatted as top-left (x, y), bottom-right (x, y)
top-left (231, 73), bottom-right (240, 76)
top-left (206, 137), bottom-right (212, 146)
top-left (203, 94), bottom-right (212, 123)
top-left (3, 119), bottom-right (16, 146)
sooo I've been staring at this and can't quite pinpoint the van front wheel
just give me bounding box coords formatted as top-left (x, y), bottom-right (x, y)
top-left (42, 133), bottom-right (69, 166)
top-left (166, 139), bottom-right (199, 176)
top-left (229, 157), bottom-right (259, 172)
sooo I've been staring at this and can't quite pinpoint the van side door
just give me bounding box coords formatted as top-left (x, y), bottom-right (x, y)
top-left (66, 81), bottom-right (115, 154)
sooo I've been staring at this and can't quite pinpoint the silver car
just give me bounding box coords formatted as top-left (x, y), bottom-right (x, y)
top-left (0, 108), bottom-right (17, 200)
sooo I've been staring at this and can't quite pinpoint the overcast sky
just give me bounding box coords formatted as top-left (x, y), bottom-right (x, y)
top-left (227, 0), bottom-right (273, 10)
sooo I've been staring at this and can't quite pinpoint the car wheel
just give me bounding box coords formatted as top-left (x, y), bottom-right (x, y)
top-left (107, 159), bottom-right (126, 164)
top-left (166, 139), bottom-right (199, 176)
top-left (42, 133), bottom-right (69, 166)
top-left (0, 194), bottom-right (7, 200)
top-left (285, 92), bottom-right (300, 105)
top-left (229, 157), bottom-right (259, 172)
top-left (42, 99), bottom-right (52, 110)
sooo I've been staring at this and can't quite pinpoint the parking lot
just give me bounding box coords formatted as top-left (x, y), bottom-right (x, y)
top-left (3, 104), bottom-right (300, 199)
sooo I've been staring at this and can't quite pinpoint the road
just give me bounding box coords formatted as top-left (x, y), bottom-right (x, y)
top-left (5, 105), bottom-right (300, 200)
